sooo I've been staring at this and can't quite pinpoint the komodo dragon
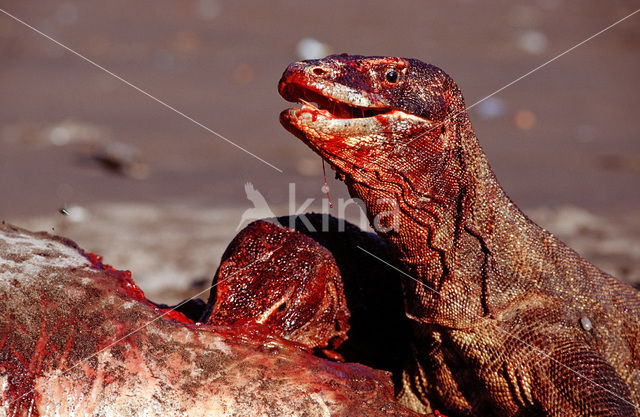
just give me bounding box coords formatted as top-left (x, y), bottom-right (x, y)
top-left (273, 54), bottom-right (640, 416)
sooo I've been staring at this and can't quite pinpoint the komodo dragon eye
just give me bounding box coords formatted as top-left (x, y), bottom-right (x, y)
top-left (385, 69), bottom-right (399, 83)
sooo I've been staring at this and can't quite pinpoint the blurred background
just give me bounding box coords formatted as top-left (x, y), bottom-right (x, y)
top-left (1, 0), bottom-right (639, 303)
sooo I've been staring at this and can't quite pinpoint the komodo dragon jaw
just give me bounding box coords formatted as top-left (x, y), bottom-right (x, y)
top-left (279, 55), bottom-right (640, 416)
top-left (279, 54), bottom-right (437, 178)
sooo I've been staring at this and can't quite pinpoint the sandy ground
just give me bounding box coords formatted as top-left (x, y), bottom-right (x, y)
top-left (1, 0), bottom-right (639, 303)
top-left (10, 202), bottom-right (640, 306)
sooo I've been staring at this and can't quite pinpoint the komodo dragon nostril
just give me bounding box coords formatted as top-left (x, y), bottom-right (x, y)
top-left (312, 67), bottom-right (327, 76)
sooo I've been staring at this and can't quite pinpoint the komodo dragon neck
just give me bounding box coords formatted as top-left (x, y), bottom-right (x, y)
top-left (345, 114), bottom-right (560, 328)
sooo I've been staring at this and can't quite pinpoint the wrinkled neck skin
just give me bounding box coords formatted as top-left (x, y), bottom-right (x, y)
top-left (343, 115), bottom-right (545, 329)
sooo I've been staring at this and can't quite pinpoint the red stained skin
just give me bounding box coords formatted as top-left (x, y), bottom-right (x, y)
top-left (206, 220), bottom-right (350, 358)
top-left (83, 251), bottom-right (193, 324)
top-left (84, 252), bottom-right (146, 302)
top-left (2, 252), bottom-right (198, 416)
top-left (2, 223), bottom-right (422, 416)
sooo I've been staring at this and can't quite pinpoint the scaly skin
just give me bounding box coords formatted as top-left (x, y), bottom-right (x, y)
top-left (278, 55), bottom-right (640, 416)
top-left (206, 218), bottom-right (351, 358)
top-left (206, 214), bottom-right (412, 372)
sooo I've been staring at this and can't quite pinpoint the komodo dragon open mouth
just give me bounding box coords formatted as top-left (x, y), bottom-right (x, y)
top-left (278, 57), bottom-right (432, 170)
